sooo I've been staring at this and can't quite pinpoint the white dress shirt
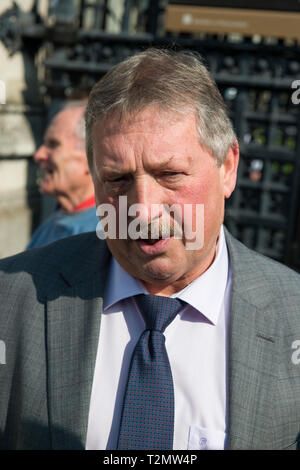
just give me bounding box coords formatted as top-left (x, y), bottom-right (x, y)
top-left (86, 225), bottom-right (232, 450)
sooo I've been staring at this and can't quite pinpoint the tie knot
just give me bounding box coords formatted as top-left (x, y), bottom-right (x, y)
top-left (135, 294), bottom-right (184, 332)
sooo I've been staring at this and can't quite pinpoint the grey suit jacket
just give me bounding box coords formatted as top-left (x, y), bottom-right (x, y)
top-left (0, 228), bottom-right (299, 450)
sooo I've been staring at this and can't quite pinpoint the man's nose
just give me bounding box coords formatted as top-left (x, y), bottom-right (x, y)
top-left (127, 176), bottom-right (161, 223)
top-left (33, 145), bottom-right (48, 163)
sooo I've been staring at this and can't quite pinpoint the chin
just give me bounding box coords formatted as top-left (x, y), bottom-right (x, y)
top-left (39, 186), bottom-right (48, 195)
top-left (140, 260), bottom-right (179, 283)
top-left (40, 185), bottom-right (54, 196)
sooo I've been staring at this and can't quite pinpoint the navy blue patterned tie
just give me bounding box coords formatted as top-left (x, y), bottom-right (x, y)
top-left (117, 294), bottom-right (184, 450)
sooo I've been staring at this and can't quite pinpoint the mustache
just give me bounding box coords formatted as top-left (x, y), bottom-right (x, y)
top-left (36, 167), bottom-right (46, 186)
top-left (35, 167), bottom-right (54, 185)
top-left (128, 216), bottom-right (183, 239)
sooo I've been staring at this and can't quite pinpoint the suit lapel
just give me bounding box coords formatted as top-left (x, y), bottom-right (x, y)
top-left (227, 292), bottom-right (276, 449)
top-left (45, 235), bottom-right (111, 449)
top-left (225, 229), bottom-right (277, 449)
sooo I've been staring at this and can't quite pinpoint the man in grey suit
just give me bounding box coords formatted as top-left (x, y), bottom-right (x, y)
top-left (0, 49), bottom-right (299, 450)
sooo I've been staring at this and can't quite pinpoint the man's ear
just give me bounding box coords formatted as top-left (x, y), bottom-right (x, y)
top-left (222, 140), bottom-right (239, 199)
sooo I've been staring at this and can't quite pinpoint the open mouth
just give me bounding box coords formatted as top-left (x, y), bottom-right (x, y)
top-left (138, 237), bottom-right (162, 245)
top-left (42, 167), bottom-right (54, 176)
top-left (135, 236), bottom-right (172, 254)
top-left (36, 167), bottom-right (55, 187)
top-left (37, 167), bottom-right (54, 179)
top-left (135, 225), bottom-right (176, 245)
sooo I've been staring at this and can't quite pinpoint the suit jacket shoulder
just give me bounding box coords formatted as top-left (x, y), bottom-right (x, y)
top-left (0, 231), bottom-right (110, 292)
top-left (224, 228), bottom-right (300, 449)
top-left (225, 228), bottom-right (300, 330)
top-left (0, 232), bottom-right (110, 449)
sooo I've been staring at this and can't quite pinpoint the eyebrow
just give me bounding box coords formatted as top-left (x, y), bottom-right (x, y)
top-left (44, 137), bottom-right (60, 148)
top-left (146, 154), bottom-right (188, 171)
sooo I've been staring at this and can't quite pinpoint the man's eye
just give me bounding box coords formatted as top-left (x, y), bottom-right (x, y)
top-left (109, 178), bottom-right (123, 183)
top-left (112, 176), bottom-right (129, 183)
top-left (106, 175), bottom-right (130, 184)
top-left (46, 140), bottom-right (60, 149)
top-left (160, 172), bottom-right (181, 178)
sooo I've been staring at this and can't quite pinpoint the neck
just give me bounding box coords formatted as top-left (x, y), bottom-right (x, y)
top-left (57, 188), bottom-right (95, 213)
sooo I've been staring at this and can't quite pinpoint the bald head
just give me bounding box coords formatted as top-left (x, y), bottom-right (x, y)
top-left (61, 101), bottom-right (87, 150)
top-left (34, 103), bottom-right (94, 212)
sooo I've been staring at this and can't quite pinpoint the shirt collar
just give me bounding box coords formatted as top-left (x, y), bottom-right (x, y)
top-left (72, 195), bottom-right (96, 212)
top-left (104, 225), bottom-right (229, 325)
top-left (174, 225), bottom-right (229, 325)
top-left (104, 258), bottom-right (147, 310)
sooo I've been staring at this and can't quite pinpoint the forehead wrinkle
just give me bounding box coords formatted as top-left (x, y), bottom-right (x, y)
top-left (97, 125), bottom-right (150, 169)
top-left (102, 132), bottom-right (193, 175)
top-left (93, 109), bottom-right (198, 174)
top-left (144, 153), bottom-right (176, 171)
top-left (94, 137), bottom-right (138, 178)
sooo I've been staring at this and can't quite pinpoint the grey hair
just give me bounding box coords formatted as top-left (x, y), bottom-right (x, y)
top-left (63, 100), bottom-right (87, 150)
top-left (85, 48), bottom-right (236, 167)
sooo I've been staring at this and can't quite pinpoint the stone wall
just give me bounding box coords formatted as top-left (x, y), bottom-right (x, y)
top-left (0, 0), bottom-right (47, 258)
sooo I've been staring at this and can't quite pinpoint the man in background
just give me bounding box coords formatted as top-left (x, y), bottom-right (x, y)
top-left (27, 101), bottom-right (98, 248)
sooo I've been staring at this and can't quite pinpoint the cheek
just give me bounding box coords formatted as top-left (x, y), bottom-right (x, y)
top-left (96, 192), bottom-right (119, 210)
top-left (177, 178), bottom-right (223, 231)
top-left (175, 179), bottom-right (213, 206)
top-left (53, 161), bottom-right (70, 180)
